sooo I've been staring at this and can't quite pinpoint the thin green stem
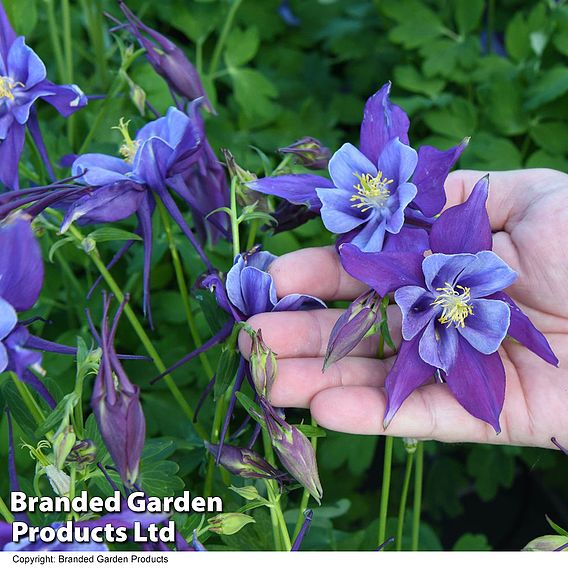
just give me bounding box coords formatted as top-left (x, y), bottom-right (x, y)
top-left (11, 373), bottom-right (45, 426)
top-left (46, 0), bottom-right (66, 83)
top-left (246, 219), bottom-right (259, 251)
top-left (378, 435), bottom-right (394, 547)
top-left (157, 202), bottom-right (214, 378)
top-left (0, 496), bottom-right (14, 523)
top-left (61, 0), bottom-right (75, 148)
top-left (230, 178), bottom-right (240, 257)
top-left (396, 451), bottom-right (415, 551)
top-left (411, 442), bottom-right (424, 551)
top-left (208, 0), bottom-right (244, 77)
top-left (61, 222), bottom-right (207, 438)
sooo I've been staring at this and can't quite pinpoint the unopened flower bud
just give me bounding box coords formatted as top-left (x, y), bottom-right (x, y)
top-left (250, 330), bottom-right (277, 398)
top-left (230, 485), bottom-right (262, 501)
top-left (45, 465), bottom-right (71, 496)
top-left (279, 137), bottom-right (331, 170)
top-left (70, 439), bottom-right (97, 466)
top-left (523, 535), bottom-right (568, 551)
top-left (52, 425), bottom-right (76, 469)
top-left (205, 442), bottom-right (285, 481)
top-left (207, 513), bottom-right (255, 535)
top-left (403, 438), bottom-right (418, 455)
top-left (261, 400), bottom-right (323, 503)
top-left (324, 289), bottom-right (381, 371)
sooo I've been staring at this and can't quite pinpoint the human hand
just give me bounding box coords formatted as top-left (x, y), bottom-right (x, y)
top-left (239, 169), bottom-right (568, 449)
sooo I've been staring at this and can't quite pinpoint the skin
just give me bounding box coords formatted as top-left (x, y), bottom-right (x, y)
top-left (239, 169), bottom-right (568, 450)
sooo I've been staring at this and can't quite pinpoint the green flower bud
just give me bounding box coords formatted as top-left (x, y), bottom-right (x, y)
top-left (523, 535), bottom-right (568, 551)
top-left (207, 513), bottom-right (255, 535)
top-left (52, 426), bottom-right (76, 470)
top-left (250, 330), bottom-right (277, 398)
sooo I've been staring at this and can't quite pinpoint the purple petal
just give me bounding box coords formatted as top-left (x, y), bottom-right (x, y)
top-left (445, 337), bottom-right (505, 433)
top-left (40, 81), bottom-right (88, 117)
top-left (0, 215), bottom-right (43, 311)
top-left (273, 293), bottom-right (326, 312)
top-left (0, 296), bottom-right (17, 340)
top-left (360, 82), bottom-right (410, 165)
top-left (382, 226), bottom-right (429, 254)
top-left (226, 263), bottom-right (276, 317)
top-left (412, 139), bottom-right (469, 217)
top-left (7, 37), bottom-right (46, 87)
top-left (347, 216), bottom-right (387, 252)
top-left (384, 335), bottom-right (435, 427)
top-left (0, 2), bottom-right (16, 62)
top-left (384, 181), bottom-right (417, 234)
top-left (430, 175), bottom-right (492, 254)
top-left (457, 251), bottom-right (518, 298)
top-left (339, 243), bottom-right (424, 296)
top-left (244, 251), bottom-right (277, 272)
top-left (418, 318), bottom-right (460, 373)
top-left (72, 154), bottom-right (132, 186)
top-left (0, 121), bottom-right (25, 189)
top-left (377, 138), bottom-right (417, 186)
top-left (0, 342), bottom-right (7, 373)
top-left (317, 185), bottom-right (367, 233)
top-left (133, 136), bottom-right (173, 191)
top-left (60, 182), bottom-right (145, 232)
top-left (394, 285), bottom-right (435, 340)
top-left (422, 253), bottom-right (475, 294)
top-left (329, 142), bottom-right (377, 191)
top-left (247, 174), bottom-right (332, 211)
top-left (492, 292), bottom-right (558, 366)
top-left (457, 298), bottom-right (509, 354)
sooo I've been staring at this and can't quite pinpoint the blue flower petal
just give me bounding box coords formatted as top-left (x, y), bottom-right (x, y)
top-left (348, 216), bottom-right (387, 252)
top-left (377, 138), bottom-right (418, 186)
top-left (0, 342), bottom-right (9, 374)
top-left (384, 181), bottom-right (417, 234)
top-left (317, 186), bottom-right (367, 233)
top-left (7, 37), bottom-right (46, 88)
top-left (273, 294), bottom-right (326, 312)
top-left (0, 296), bottom-right (17, 340)
top-left (72, 154), bottom-right (133, 186)
top-left (458, 298), bottom-right (510, 354)
top-left (328, 142), bottom-right (377, 191)
top-left (457, 251), bottom-right (517, 298)
top-left (418, 318), bottom-right (459, 373)
top-left (395, 285), bottom-right (436, 340)
top-left (422, 253), bottom-right (475, 294)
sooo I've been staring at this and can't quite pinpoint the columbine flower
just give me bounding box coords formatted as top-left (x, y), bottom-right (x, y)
top-left (279, 137), bottom-right (331, 170)
top-left (340, 176), bottom-right (558, 431)
top-left (0, 214), bottom-right (72, 407)
top-left (118, 0), bottom-right (212, 111)
top-left (90, 294), bottom-right (146, 487)
top-left (248, 82), bottom-right (467, 252)
top-left (62, 103), bottom-right (229, 316)
top-left (0, 3), bottom-right (87, 189)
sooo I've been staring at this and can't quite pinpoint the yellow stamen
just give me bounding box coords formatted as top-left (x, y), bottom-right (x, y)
top-left (0, 76), bottom-right (23, 101)
top-left (112, 117), bottom-right (139, 164)
top-left (350, 170), bottom-right (393, 212)
top-left (431, 282), bottom-right (473, 328)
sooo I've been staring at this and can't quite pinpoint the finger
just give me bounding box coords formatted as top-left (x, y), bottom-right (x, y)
top-left (238, 307), bottom-right (402, 360)
top-left (269, 356), bottom-right (391, 408)
top-left (444, 169), bottom-right (547, 231)
top-left (310, 384), bottom-right (502, 444)
top-left (269, 246), bottom-right (367, 301)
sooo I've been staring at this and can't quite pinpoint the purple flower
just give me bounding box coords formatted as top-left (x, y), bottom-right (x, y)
top-left (90, 294), bottom-right (146, 487)
top-left (279, 137), bottom-right (331, 170)
top-left (222, 249), bottom-right (325, 319)
top-left (0, 4), bottom-right (87, 189)
top-left (118, 0), bottom-right (213, 112)
top-left (248, 82), bottom-right (467, 252)
top-left (340, 176), bottom-right (558, 431)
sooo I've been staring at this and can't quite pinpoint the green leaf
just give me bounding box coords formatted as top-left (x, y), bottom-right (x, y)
top-left (36, 392), bottom-right (79, 437)
top-left (235, 392), bottom-right (264, 426)
top-left (454, 0), bottom-right (484, 35)
top-left (4, 0), bottom-right (37, 36)
top-left (225, 27), bottom-right (260, 67)
top-left (462, 132), bottom-right (522, 170)
top-left (214, 346), bottom-right (240, 401)
top-left (453, 533), bottom-right (492, 551)
top-left (505, 13), bottom-right (531, 62)
top-left (478, 79), bottom-right (528, 136)
top-left (87, 228), bottom-right (142, 243)
top-left (467, 446), bottom-right (515, 501)
top-left (295, 424), bottom-right (327, 438)
top-left (320, 432), bottom-right (376, 476)
top-left (48, 237), bottom-right (74, 263)
top-left (530, 121), bottom-right (568, 155)
top-left (394, 65), bottom-right (445, 98)
top-left (423, 98), bottom-right (476, 139)
top-left (526, 67), bottom-right (568, 109)
top-left (546, 515), bottom-right (568, 537)
top-left (230, 68), bottom-right (278, 121)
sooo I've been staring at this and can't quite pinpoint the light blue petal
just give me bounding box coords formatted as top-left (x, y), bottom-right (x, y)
top-left (422, 253), bottom-right (476, 294)
top-left (377, 137), bottom-right (418, 186)
top-left (0, 296), bottom-right (17, 340)
top-left (457, 251), bottom-right (518, 298)
top-left (317, 186), bottom-right (367, 233)
top-left (458, 299), bottom-right (510, 354)
top-left (418, 318), bottom-right (459, 373)
top-left (328, 143), bottom-right (377, 191)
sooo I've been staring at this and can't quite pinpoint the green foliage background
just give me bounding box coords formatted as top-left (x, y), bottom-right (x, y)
top-left (0, 0), bottom-right (567, 551)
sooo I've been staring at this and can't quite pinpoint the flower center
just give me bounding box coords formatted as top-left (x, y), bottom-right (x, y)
top-left (113, 117), bottom-right (139, 164)
top-left (0, 76), bottom-right (23, 101)
top-left (431, 282), bottom-right (473, 328)
top-left (350, 171), bottom-right (393, 212)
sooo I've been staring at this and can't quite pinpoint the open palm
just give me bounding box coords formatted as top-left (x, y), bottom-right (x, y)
top-left (239, 169), bottom-right (568, 449)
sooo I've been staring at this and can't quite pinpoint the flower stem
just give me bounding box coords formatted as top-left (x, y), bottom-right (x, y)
top-left (61, 222), bottom-right (207, 438)
top-left (61, 0), bottom-right (76, 149)
top-left (10, 373), bottom-right (46, 426)
top-left (229, 178), bottom-right (240, 257)
top-left (157, 201), bottom-right (214, 379)
top-left (0, 496), bottom-right (14, 523)
top-left (396, 451), bottom-right (415, 551)
top-left (377, 435), bottom-right (394, 547)
top-left (208, 0), bottom-right (243, 77)
top-left (45, 0), bottom-right (66, 84)
top-left (411, 442), bottom-right (424, 551)
top-left (292, 417), bottom-right (318, 540)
